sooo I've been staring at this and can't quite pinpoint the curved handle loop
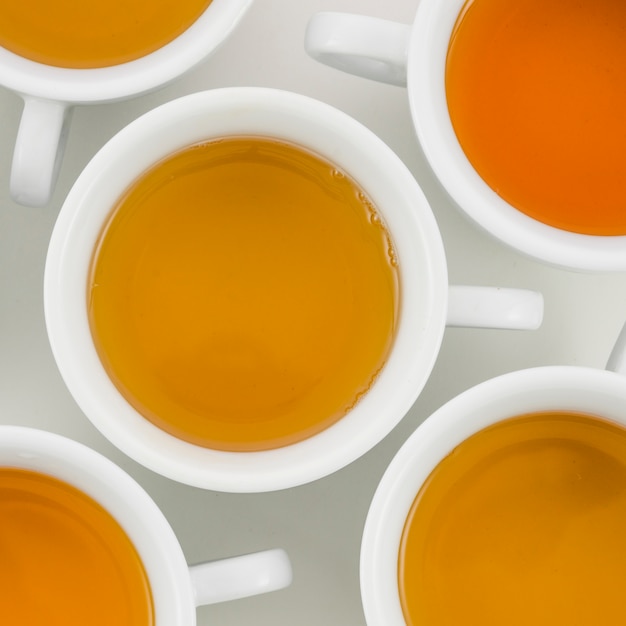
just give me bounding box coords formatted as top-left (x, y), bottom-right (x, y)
top-left (446, 286), bottom-right (544, 330)
top-left (305, 12), bottom-right (411, 87)
top-left (11, 97), bottom-right (72, 207)
top-left (189, 548), bottom-right (292, 607)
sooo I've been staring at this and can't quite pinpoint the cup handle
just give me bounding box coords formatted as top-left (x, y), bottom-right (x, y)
top-left (10, 96), bottom-right (72, 207)
top-left (606, 321), bottom-right (626, 376)
top-left (446, 286), bottom-right (544, 330)
top-left (189, 548), bottom-right (292, 607)
top-left (305, 12), bottom-right (411, 87)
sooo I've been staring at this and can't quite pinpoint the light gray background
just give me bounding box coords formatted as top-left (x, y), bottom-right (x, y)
top-left (1, 1), bottom-right (626, 623)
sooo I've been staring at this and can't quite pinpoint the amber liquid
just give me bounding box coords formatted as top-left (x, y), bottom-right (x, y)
top-left (88, 137), bottom-right (399, 451)
top-left (399, 412), bottom-right (626, 625)
top-left (446, 0), bottom-right (626, 235)
top-left (0, 0), bottom-right (212, 68)
top-left (0, 468), bottom-right (153, 625)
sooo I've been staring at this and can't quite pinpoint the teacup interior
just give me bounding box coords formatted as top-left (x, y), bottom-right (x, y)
top-left (46, 88), bottom-right (449, 491)
top-left (361, 366), bottom-right (626, 624)
top-left (0, 427), bottom-right (194, 625)
top-left (407, 0), bottom-right (626, 270)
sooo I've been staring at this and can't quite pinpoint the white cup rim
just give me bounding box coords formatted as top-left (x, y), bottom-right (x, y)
top-left (0, 0), bottom-right (253, 103)
top-left (0, 425), bottom-right (196, 624)
top-left (44, 86), bottom-right (449, 492)
top-left (360, 364), bottom-right (626, 625)
top-left (406, 0), bottom-right (626, 272)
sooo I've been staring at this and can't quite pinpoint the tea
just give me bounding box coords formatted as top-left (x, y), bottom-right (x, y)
top-left (446, 0), bottom-right (626, 235)
top-left (0, 0), bottom-right (212, 68)
top-left (88, 137), bottom-right (399, 452)
top-left (399, 412), bottom-right (626, 625)
top-left (0, 468), bottom-right (153, 625)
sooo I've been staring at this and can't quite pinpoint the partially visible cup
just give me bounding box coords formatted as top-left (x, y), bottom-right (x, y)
top-left (361, 321), bottom-right (626, 625)
top-left (1, 0), bottom-right (253, 207)
top-left (0, 425), bottom-right (292, 625)
top-left (44, 87), bottom-right (543, 493)
top-left (305, 6), bottom-right (626, 271)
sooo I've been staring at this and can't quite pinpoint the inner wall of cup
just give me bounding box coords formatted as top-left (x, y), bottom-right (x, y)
top-left (0, 427), bottom-right (195, 624)
top-left (47, 89), bottom-right (447, 490)
top-left (361, 366), bottom-right (626, 625)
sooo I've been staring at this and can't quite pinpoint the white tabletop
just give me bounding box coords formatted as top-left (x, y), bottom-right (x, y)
top-left (2, 1), bottom-right (626, 623)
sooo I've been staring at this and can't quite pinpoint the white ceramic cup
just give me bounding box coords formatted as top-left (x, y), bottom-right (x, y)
top-left (0, 425), bottom-right (292, 623)
top-left (305, 8), bottom-right (626, 272)
top-left (360, 321), bottom-right (626, 625)
top-left (1, 0), bottom-right (253, 207)
top-left (44, 86), bottom-right (543, 493)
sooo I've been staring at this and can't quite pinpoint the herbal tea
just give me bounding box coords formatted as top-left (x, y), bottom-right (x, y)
top-left (446, 0), bottom-right (626, 235)
top-left (0, 0), bottom-right (212, 68)
top-left (399, 411), bottom-right (626, 626)
top-left (0, 468), bottom-right (153, 625)
top-left (88, 137), bottom-right (399, 451)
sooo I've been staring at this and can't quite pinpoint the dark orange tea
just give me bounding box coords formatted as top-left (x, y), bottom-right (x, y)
top-left (88, 137), bottom-right (399, 451)
top-left (399, 412), bottom-right (626, 626)
top-left (0, 0), bottom-right (212, 68)
top-left (446, 0), bottom-right (626, 235)
top-left (0, 468), bottom-right (153, 625)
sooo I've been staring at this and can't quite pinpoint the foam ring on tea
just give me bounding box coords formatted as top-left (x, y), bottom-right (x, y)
top-left (88, 136), bottom-right (400, 452)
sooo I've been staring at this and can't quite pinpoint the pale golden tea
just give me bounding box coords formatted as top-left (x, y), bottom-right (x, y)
top-left (0, 468), bottom-right (153, 625)
top-left (0, 0), bottom-right (212, 68)
top-left (88, 137), bottom-right (399, 451)
top-left (446, 0), bottom-right (626, 235)
top-left (399, 412), bottom-right (626, 626)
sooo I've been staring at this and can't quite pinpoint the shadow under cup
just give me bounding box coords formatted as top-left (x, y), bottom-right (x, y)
top-left (360, 366), bottom-right (626, 626)
top-left (44, 88), bottom-right (448, 492)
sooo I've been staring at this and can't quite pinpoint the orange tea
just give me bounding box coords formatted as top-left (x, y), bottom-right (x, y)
top-left (0, 0), bottom-right (212, 68)
top-left (0, 468), bottom-right (153, 625)
top-left (399, 411), bottom-right (626, 626)
top-left (446, 0), bottom-right (626, 235)
top-left (88, 137), bottom-right (399, 452)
